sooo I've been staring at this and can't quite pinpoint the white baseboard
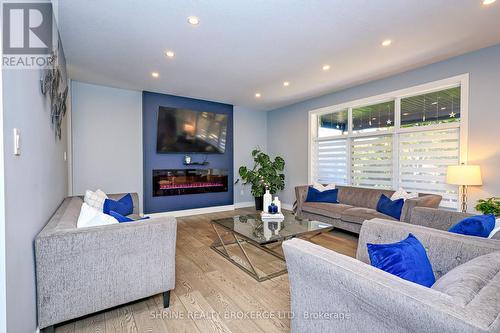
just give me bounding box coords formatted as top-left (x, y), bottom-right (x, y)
top-left (146, 204), bottom-right (235, 218)
top-left (144, 202), bottom-right (294, 218)
top-left (234, 201), bottom-right (254, 208)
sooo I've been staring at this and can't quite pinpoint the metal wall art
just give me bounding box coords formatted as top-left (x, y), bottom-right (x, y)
top-left (40, 37), bottom-right (68, 140)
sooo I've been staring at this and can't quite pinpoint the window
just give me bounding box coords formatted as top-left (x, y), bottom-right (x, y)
top-left (399, 128), bottom-right (460, 209)
top-left (401, 87), bottom-right (461, 127)
top-left (309, 75), bottom-right (467, 210)
top-left (318, 109), bottom-right (348, 137)
top-left (351, 135), bottom-right (393, 189)
top-left (312, 138), bottom-right (348, 185)
top-left (352, 101), bottom-right (394, 134)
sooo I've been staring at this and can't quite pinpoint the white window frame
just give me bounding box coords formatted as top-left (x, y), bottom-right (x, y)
top-left (308, 74), bottom-right (469, 207)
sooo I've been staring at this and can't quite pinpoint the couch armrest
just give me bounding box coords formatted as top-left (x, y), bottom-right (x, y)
top-left (400, 194), bottom-right (442, 222)
top-left (294, 185), bottom-right (309, 217)
top-left (409, 207), bottom-right (472, 231)
top-left (356, 218), bottom-right (500, 279)
top-left (283, 238), bottom-right (486, 333)
top-left (35, 216), bottom-right (176, 328)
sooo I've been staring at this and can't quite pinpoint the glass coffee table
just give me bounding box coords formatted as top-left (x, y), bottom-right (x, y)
top-left (210, 212), bottom-right (333, 282)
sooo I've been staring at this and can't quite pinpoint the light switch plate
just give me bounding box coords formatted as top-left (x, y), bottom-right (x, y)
top-left (13, 128), bottom-right (20, 156)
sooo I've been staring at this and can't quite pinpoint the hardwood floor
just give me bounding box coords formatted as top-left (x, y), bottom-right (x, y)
top-left (55, 208), bottom-right (358, 333)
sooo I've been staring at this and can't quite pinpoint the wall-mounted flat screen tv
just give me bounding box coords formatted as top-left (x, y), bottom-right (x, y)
top-left (156, 106), bottom-right (228, 154)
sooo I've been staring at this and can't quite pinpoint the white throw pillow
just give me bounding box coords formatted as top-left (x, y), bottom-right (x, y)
top-left (84, 189), bottom-right (108, 211)
top-left (77, 203), bottom-right (118, 228)
top-left (488, 218), bottom-right (500, 239)
top-left (313, 182), bottom-right (336, 192)
top-left (391, 188), bottom-right (419, 201)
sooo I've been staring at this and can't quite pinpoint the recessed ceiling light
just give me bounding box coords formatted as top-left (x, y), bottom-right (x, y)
top-left (402, 113), bottom-right (410, 116)
top-left (165, 50), bottom-right (175, 58)
top-left (381, 39), bottom-right (392, 47)
top-left (187, 16), bottom-right (200, 25)
top-left (255, 93), bottom-right (261, 98)
top-left (483, 0), bottom-right (496, 5)
top-left (151, 72), bottom-right (159, 78)
top-left (441, 107), bottom-right (447, 110)
top-left (322, 64), bottom-right (331, 71)
top-left (283, 81), bottom-right (290, 87)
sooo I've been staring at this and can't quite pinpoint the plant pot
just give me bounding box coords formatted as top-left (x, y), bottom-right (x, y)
top-left (254, 196), bottom-right (264, 211)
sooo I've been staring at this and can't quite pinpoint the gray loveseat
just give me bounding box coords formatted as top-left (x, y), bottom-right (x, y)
top-left (283, 218), bottom-right (500, 333)
top-left (35, 193), bottom-right (177, 331)
top-left (295, 185), bottom-right (442, 234)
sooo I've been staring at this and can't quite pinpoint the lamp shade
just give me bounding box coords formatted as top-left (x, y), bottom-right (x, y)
top-left (446, 165), bottom-right (482, 185)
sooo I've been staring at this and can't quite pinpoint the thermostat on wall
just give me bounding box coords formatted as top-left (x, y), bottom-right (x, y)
top-left (13, 128), bottom-right (20, 156)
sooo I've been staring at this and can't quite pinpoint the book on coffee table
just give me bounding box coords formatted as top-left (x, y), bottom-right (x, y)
top-left (260, 211), bottom-right (285, 220)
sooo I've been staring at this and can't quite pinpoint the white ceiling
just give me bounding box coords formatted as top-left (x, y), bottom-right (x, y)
top-left (58, 0), bottom-right (500, 111)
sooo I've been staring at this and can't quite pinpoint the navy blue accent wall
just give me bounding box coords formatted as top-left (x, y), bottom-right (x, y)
top-left (143, 91), bottom-right (233, 213)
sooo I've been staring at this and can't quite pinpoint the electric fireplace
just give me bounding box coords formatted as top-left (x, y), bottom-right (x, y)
top-left (153, 169), bottom-right (228, 197)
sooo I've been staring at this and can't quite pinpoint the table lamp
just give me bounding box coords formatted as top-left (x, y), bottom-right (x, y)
top-left (446, 164), bottom-right (482, 213)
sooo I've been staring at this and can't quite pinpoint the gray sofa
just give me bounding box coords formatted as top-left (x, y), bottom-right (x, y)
top-left (295, 185), bottom-right (442, 233)
top-left (409, 207), bottom-right (500, 240)
top-left (283, 218), bottom-right (500, 333)
top-left (35, 193), bottom-right (177, 331)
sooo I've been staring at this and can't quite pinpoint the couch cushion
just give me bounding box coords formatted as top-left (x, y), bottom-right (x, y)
top-left (336, 185), bottom-right (394, 209)
top-left (103, 193), bottom-right (134, 216)
top-left (302, 202), bottom-right (353, 219)
top-left (448, 214), bottom-right (496, 238)
top-left (376, 194), bottom-right (404, 220)
top-left (431, 252), bottom-right (500, 327)
top-left (368, 233), bottom-right (436, 287)
top-left (341, 207), bottom-right (397, 224)
top-left (305, 187), bottom-right (339, 203)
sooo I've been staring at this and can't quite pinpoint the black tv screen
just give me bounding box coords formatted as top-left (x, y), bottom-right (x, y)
top-left (156, 106), bottom-right (228, 153)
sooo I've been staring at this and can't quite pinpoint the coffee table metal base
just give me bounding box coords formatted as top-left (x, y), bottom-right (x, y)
top-left (210, 222), bottom-right (287, 282)
top-left (210, 222), bottom-right (328, 282)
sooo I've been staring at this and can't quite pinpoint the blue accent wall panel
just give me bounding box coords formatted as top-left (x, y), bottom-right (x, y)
top-left (143, 91), bottom-right (233, 213)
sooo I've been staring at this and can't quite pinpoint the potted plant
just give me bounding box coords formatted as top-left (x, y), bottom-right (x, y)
top-left (475, 197), bottom-right (500, 216)
top-left (237, 149), bottom-right (285, 210)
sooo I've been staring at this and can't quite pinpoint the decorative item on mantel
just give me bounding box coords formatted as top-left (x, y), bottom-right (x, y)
top-left (40, 35), bottom-right (69, 140)
top-left (236, 148), bottom-right (285, 211)
top-left (183, 155), bottom-right (209, 166)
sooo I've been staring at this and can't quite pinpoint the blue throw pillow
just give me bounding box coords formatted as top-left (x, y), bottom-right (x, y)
top-left (103, 193), bottom-right (133, 216)
top-left (305, 187), bottom-right (339, 203)
top-left (367, 233), bottom-right (436, 287)
top-left (448, 214), bottom-right (495, 238)
top-left (376, 194), bottom-right (404, 220)
top-left (108, 210), bottom-right (151, 223)
top-left (109, 210), bottom-right (134, 223)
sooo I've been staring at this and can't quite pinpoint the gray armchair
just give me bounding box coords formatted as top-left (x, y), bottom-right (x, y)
top-left (35, 193), bottom-right (177, 331)
top-left (283, 218), bottom-right (500, 333)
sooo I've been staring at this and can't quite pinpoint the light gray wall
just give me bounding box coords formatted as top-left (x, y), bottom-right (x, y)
top-left (0, 44), bottom-right (6, 333)
top-left (71, 81), bottom-right (143, 210)
top-left (233, 107), bottom-right (268, 204)
top-left (268, 44), bottom-right (500, 209)
top-left (2, 69), bottom-right (69, 332)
